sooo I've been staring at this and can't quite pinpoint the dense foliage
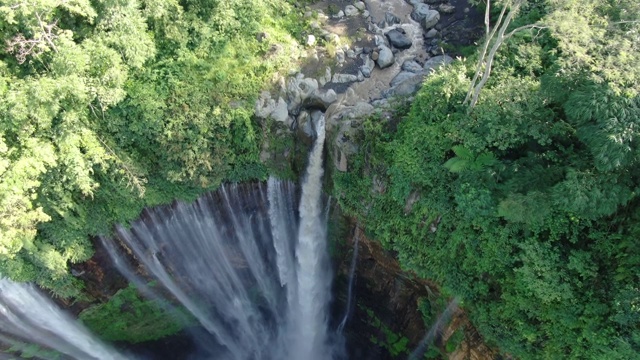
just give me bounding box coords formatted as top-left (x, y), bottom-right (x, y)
top-left (79, 284), bottom-right (194, 343)
top-left (334, 0), bottom-right (640, 357)
top-left (0, 0), bottom-right (306, 297)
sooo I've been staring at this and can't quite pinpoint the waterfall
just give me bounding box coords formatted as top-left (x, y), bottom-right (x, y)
top-left (101, 116), bottom-right (334, 359)
top-left (409, 297), bottom-right (460, 360)
top-left (337, 233), bottom-right (359, 334)
top-left (0, 279), bottom-right (126, 360)
top-left (290, 115), bottom-right (331, 360)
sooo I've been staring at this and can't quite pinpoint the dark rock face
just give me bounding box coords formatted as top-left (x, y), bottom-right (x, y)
top-left (334, 227), bottom-right (434, 359)
top-left (385, 29), bottom-right (413, 50)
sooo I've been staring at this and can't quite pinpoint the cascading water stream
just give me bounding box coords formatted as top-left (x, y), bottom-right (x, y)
top-left (0, 279), bottom-right (126, 360)
top-left (101, 115), bottom-right (334, 360)
top-left (289, 115), bottom-right (331, 360)
top-left (336, 233), bottom-right (359, 335)
top-left (409, 297), bottom-right (460, 360)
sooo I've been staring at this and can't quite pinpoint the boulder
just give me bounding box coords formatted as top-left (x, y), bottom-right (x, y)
top-left (306, 34), bottom-right (316, 46)
top-left (255, 91), bottom-right (277, 119)
top-left (411, 3), bottom-right (431, 22)
top-left (386, 29), bottom-right (412, 49)
top-left (354, 1), bottom-right (366, 11)
top-left (390, 71), bottom-right (418, 87)
top-left (423, 54), bottom-right (454, 74)
top-left (296, 111), bottom-right (315, 142)
top-left (360, 55), bottom-right (375, 78)
top-left (332, 73), bottom-right (359, 83)
top-left (286, 76), bottom-right (319, 114)
top-left (305, 89), bottom-right (338, 110)
top-left (378, 12), bottom-right (400, 27)
top-left (402, 59), bottom-right (424, 73)
top-left (425, 28), bottom-right (439, 38)
top-left (438, 3), bottom-right (456, 14)
top-left (382, 74), bottom-right (424, 98)
top-left (376, 45), bottom-right (394, 69)
top-left (271, 97), bottom-right (290, 124)
top-left (319, 66), bottom-right (332, 86)
top-left (422, 10), bottom-right (440, 30)
top-left (344, 5), bottom-right (359, 16)
top-left (335, 49), bottom-right (346, 64)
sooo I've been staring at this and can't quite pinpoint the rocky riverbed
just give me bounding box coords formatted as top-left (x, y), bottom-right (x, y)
top-left (255, 0), bottom-right (483, 172)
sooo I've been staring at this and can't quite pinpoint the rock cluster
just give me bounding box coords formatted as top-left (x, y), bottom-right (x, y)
top-left (255, 0), bottom-right (459, 172)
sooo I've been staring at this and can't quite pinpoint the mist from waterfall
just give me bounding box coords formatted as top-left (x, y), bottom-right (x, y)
top-left (102, 116), bottom-right (336, 359)
top-left (0, 279), bottom-right (126, 360)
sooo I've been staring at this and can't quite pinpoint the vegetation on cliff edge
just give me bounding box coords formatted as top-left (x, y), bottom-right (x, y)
top-left (334, 0), bottom-right (640, 358)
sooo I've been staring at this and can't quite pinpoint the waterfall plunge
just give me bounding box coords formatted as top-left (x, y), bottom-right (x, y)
top-left (103, 116), bottom-right (336, 359)
top-left (0, 279), bottom-right (126, 360)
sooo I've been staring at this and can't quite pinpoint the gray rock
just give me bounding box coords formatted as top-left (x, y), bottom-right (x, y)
top-left (438, 3), bottom-right (456, 14)
top-left (296, 111), bottom-right (315, 141)
top-left (334, 10), bottom-right (344, 18)
top-left (332, 73), bottom-right (359, 83)
top-left (346, 49), bottom-right (356, 59)
top-left (371, 99), bottom-right (390, 108)
top-left (425, 28), bottom-right (438, 38)
top-left (271, 97), bottom-right (290, 124)
top-left (376, 45), bottom-right (394, 69)
top-left (385, 12), bottom-right (401, 25)
top-left (336, 49), bottom-right (346, 64)
top-left (305, 88), bottom-right (338, 109)
top-left (357, 71), bottom-right (365, 82)
top-left (391, 71), bottom-right (418, 87)
top-left (422, 10), bottom-right (440, 30)
top-left (386, 29), bottom-right (412, 49)
top-left (344, 5), bottom-right (358, 16)
top-left (286, 76), bottom-right (319, 113)
top-left (360, 55), bottom-right (375, 77)
top-left (402, 60), bottom-right (424, 73)
top-left (411, 3), bottom-right (431, 22)
top-left (354, 1), bottom-right (366, 11)
top-left (383, 74), bottom-right (424, 98)
top-left (371, 51), bottom-right (379, 61)
top-left (319, 66), bottom-right (332, 86)
top-left (362, 10), bottom-right (369, 17)
top-left (310, 110), bottom-right (324, 130)
top-left (255, 91), bottom-right (276, 119)
top-left (306, 34), bottom-right (316, 46)
top-left (423, 54), bottom-right (454, 74)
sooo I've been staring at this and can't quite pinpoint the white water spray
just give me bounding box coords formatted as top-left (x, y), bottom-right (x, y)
top-left (0, 279), bottom-right (126, 360)
top-left (290, 115), bottom-right (331, 360)
top-left (101, 116), bottom-right (334, 360)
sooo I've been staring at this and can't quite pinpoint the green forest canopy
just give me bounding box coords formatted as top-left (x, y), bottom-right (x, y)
top-left (0, 0), bottom-right (308, 297)
top-left (334, 0), bottom-right (639, 358)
